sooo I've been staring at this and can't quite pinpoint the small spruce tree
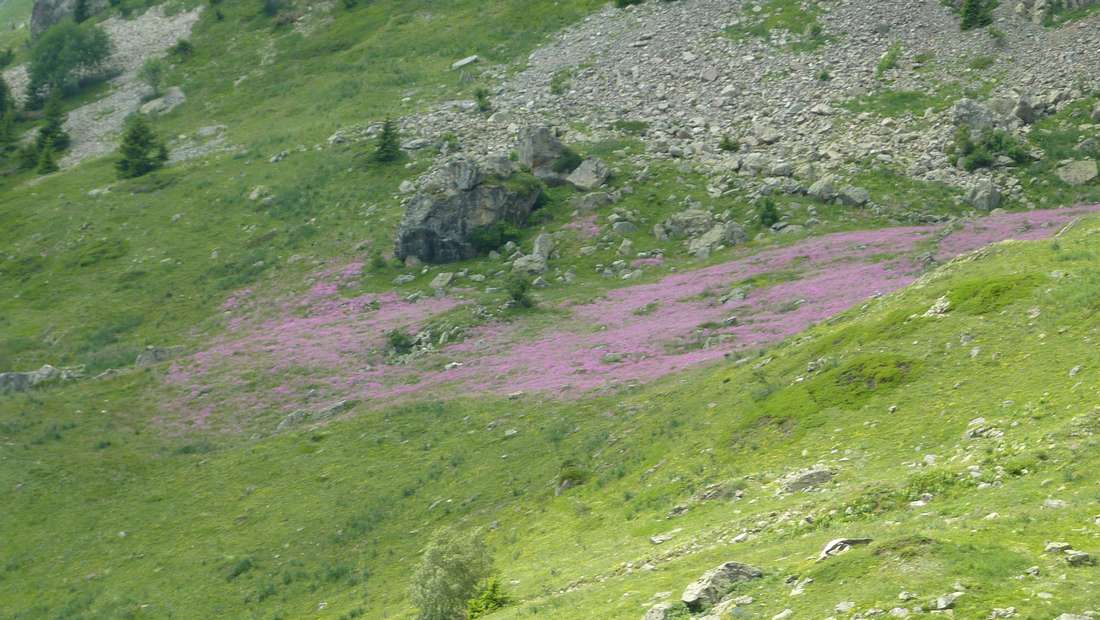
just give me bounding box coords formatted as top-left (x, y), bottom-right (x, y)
top-left (116, 115), bottom-right (168, 179)
top-left (74, 0), bottom-right (90, 23)
top-left (961, 0), bottom-right (992, 30)
top-left (36, 93), bottom-right (71, 153)
top-left (36, 141), bottom-right (59, 174)
top-left (757, 198), bottom-right (780, 228)
top-left (373, 117), bottom-right (401, 163)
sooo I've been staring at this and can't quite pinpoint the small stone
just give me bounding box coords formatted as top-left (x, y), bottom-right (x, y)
top-left (451, 55), bottom-right (480, 70)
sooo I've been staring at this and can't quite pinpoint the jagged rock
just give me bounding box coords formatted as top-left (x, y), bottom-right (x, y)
top-left (688, 222), bottom-right (747, 256)
top-left (0, 364), bottom-right (83, 393)
top-left (135, 346), bottom-right (183, 368)
top-left (808, 175), bottom-right (838, 202)
top-left (654, 209), bottom-right (715, 240)
top-left (952, 99), bottom-right (995, 131)
top-left (572, 191), bottom-right (614, 212)
top-left (838, 186), bottom-right (871, 207)
top-left (643, 602), bottom-right (680, 620)
top-left (429, 272), bottom-right (454, 290)
top-left (139, 87), bottom-right (187, 116)
top-left (753, 124), bottom-right (781, 144)
top-left (275, 400), bottom-right (358, 432)
top-left (1056, 615), bottom-right (1091, 620)
top-left (395, 157), bottom-right (542, 264)
top-left (931, 592), bottom-right (963, 610)
top-left (513, 232), bottom-right (554, 274)
top-left (517, 126), bottom-right (572, 183)
top-left (818, 538), bottom-right (873, 561)
top-left (967, 181), bottom-right (1001, 211)
top-left (31, 0), bottom-right (108, 35)
top-left (567, 158), bottom-right (610, 191)
top-left (782, 468), bottom-right (833, 492)
top-left (1013, 95), bottom-right (1037, 124)
top-left (681, 561), bottom-right (764, 612)
top-left (1056, 160), bottom-right (1098, 186)
top-left (1092, 104), bottom-right (1100, 123)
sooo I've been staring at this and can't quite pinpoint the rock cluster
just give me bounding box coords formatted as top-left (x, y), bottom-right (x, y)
top-left (0, 364), bottom-right (83, 393)
top-left (395, 156), bottom-right (543, 264)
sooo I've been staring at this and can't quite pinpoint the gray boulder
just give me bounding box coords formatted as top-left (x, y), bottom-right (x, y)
top-left (655, 209), bottom-right (715, 240)
top-left (1092, 104), bottom-right (1100, 123)
top-left (513, 232), bottom-right (554, 275)
top-left (643, 602), bottom-right (680, 620)
top-left (0, 364), bottom-right (82, 393)
top-left (782, 468), bottom-right (833, 492)
top-left (395, 157), bottom-right (543, 264)
top-left (838, 186), bottom-right (871, 207)
top-left (808, 175), bottom-right (838, 202)
top-left (567, 158), bottom-right (610, 191)
top-left (275, 400), bottom-right (358, 432)
top-left (139, 87), bottom-right (187, 116)
top-left (688, 222), bottom-right (747, 256)
top-left (967, 182), bottom-right (1001, 211)
top-left (135, 346), bottom-right (183, 368)
top-left (517, 126), bottom-right (576, 183)
top-left (1056, 160), bottom-right (1098, 186)
top-left (951, 99), bottom-right (995, 131)
top-left (681, 561), bottom-right (764, 612)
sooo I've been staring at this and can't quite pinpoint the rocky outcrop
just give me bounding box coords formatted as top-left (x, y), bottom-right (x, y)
top-left (395, 157), bottom-right (543, 264)
top-left (0, 364), bottom-right (83, 393)
top-left (31, 0), bottom-right (109, 36)
top-left (681, 561), bottom-right (763, 612)
top-left (1056, 160), bottom-right (1098, 186)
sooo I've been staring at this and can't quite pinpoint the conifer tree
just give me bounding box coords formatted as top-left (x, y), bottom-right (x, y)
top-left (116, 115), bottom-right (168, 179)
top-left (961, 0), bottom-right (991, 30)
top-left (373, 117), bottom-right (401, 163)
top-left (36, 93), bottom-right (70, 152)
top-left (36, 141), bottom-right (59, 174)
top-left (74, 0), bottom-right (90, 23)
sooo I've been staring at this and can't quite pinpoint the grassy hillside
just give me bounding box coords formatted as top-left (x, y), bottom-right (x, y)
top-left (3, 0), bottom-right (1100, 618)
top-left (4, 210), bottom-right (1100, 618)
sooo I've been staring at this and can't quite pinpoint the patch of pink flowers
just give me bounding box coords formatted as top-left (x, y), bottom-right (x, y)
top-left (166, 205), bottom-right (1100, 428)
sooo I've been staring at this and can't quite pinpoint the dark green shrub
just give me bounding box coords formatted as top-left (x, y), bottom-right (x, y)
top-left (551, 146), bottom-right (582, 174)
top-left (947, 125), bottom-right (1028, 171)
top-left (505, 274), bottom-right (534, 308)
top-left (614, 0), bottom-right (644, 6)
top-left (226, 557), bottom-right (254, 581)
top-left (718, 135), bottom-right (739, 152)
top-left (756, 198), bottom-right (780, 228)
top-left (0, 48), bottom-right (14, 69)
top-left (35, 143), bottom-right (58, 174)
top-left (386, 329), bottom-right (414, 355)
top-left (961, 0), bottom-right (994, 30)
top-left (467, 578), bottom-right (511, 619)
top-left (411, 530), bottom-right (493, 620)
top-left (469, 222), bottom-right (520, 253)
top-left (474, 87), bottom-right (491, 112)
top-left (36, 94), bottom-right (70, 153)
top-left (170, 39), bottom-right (194, 59)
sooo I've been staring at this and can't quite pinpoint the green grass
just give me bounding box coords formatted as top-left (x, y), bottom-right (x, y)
top-left (6, 217), bottom-right (1100, 618)
top-left (724, 0), bottom-right (832, 52)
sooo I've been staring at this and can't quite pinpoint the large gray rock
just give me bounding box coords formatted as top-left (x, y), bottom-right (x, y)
top-left (643, 602), bottom-right (679, 620)
top-left (951, 99), bottom-right (995, 131)
top-left (517, 126), bottom-right (576, 183)
top-left (782, 468), bottom-right (833, 492)
top-left (654, 209), bottom-right (715, 240)
top-left (967, 182), bottom-right (1001, 211)
top-left (139, 87), bottom-right (187, 116)
top-left (275, 400), bottom-right (358, 432)
top-left (681, 561), bottom-right (763, 612)
top-left (688, 222), bottom-right (747, 256)
top-left (1092, 104), bottom-right (1100, 123)
top-left (0, 364), bottom-right (82, 393)
top-left (1056, 160), bottom-right (1098, 186)
top-left (513, 232), bottom-right (555, 275)
top-left (395, 157), bottom-right (543, 264)
top-left (807, 175), bottom-right (838, 202)
top-left (31, 0), bottom-right (108, 35)
top-left (838, 186), bottom-right (871, 207)
top-left (567, 158), bottom-right (610, 191)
